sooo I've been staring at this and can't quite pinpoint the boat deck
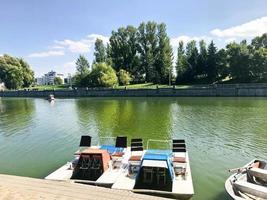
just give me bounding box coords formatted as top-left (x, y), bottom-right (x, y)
top-left (0, 174), bottom-right (169, 200)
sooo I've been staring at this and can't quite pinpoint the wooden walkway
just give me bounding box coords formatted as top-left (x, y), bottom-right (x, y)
top-left (0, 174), bottom-right (168, 200)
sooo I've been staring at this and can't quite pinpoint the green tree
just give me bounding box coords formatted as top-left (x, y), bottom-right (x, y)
top-left (0, 54), bottom-right (34, 89)
top-left (137, 21), bottom-right (158, 82)
top-left (251, 33), bottom-right (267, 49)
top-left (206, 41), bottom-right (218, 82)
top-left (94, 38), bottom-right (107, 63)
top-left (185, 40), bottom-right (198, 82)
top-left (54, 77), bottom-right (63, 85)
top-left (196, 40), bottom-right (207, 79)
top-left (75, 55), bottom-right (90, 86)
top-left (86, 62), bottom-right (118, 87)
top-left (109, 26), bottom-right (140, 81)
top-left (216, 49), bottom-right (229, 81)
top-left (118, 69), bottom-right (132, 85)
top-left (19, 58), bottom-right (35, 87)
top-left (155, 23), bottom-right (173, 84)
top-left (226, 41), bottom-right (251, 82)
top-left (176, 41), bottom-right (187, 83)
top-left (250, 47), bottom-right (267, 81)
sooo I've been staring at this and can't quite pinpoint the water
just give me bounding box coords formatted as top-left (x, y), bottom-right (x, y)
top-left (0, 97), bottom-right (267, 200)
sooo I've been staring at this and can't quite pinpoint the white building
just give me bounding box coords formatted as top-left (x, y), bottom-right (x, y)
top-left (0, 82), bottom-right (5, 91)
top-left (36, 71), bottom-right (65, 85)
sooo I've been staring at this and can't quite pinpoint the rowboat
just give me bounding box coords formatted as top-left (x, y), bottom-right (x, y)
top-left (112, 139), bottom-right (194, 199)
top-left (225, 159), bottom-right (267, 200)
top-left (45, 135), bottom-right (130, 187)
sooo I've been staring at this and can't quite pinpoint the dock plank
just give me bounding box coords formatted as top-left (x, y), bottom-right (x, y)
top-left (0, 174), bottom-right (168, 200)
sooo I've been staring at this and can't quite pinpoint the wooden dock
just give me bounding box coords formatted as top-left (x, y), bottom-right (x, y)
top-left (0, 174), bottom-right (168, 200)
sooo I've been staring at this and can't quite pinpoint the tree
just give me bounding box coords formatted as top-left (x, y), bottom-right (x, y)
top-left (19, 58), bottom-right (35, 87)
top-left (185, 40), bottom-right (198, 82)
top-left (54, 77), bottom-right (63, 85)
top-left (196, 40), bottom-right (207, 79)
top-left (154, 23), bottom-right (173, 84)
top-left (226, 41), bottom-right (251, 82)
top-left (176, 41), bottom-right (187, 83)
top-left (109, 26), bottom-right (141, 81)
top-left (251, 33), bottom-right (267, 49)
top-left (216, 49), bottom-right (229, 81)
top-left (0, 54), bottom-right (34, 89)
top-left (137, 21), bottom-right (158, 82)
top-left (94, 38), bottom-right (107, 63)
top-left (206, 41), bottom-right (218, 82)
top-left (86, 62), bottom-right (118, 87)
top-left (118, 69), bottom-right (132, 85)
top-left (250, 47), bottom-right (267, 81)
top-left (76, 55), bottom-right (90, 76)
top-left (75, 55), bottom-right (90, 86)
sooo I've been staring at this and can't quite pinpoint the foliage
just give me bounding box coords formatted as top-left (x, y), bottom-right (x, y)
top-left (75, 55), bottom-right (90, 86)
top-left (0, 54), bottom-right (34, 89)
top-left (86, 62), bottom-right (118, 87)
top-left (54, 77), bottom-right (63, 85)
top-left (118, 69), bottom-right (132, 85)
top-left (94, 38), bottom-right (107, 63)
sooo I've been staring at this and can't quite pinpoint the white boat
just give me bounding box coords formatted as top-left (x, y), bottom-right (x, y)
top-left (47, 94), bottom-right (55, 101)
top-left (45, 135), bottom-right (130, 187)
top-left (112, 139), bottom-right (194, 200)
top-left (225, 159), bottom-right (267, 200)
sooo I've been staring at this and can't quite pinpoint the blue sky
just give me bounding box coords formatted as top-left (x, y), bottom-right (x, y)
top-left (0, 0), bottom-right (267, 76)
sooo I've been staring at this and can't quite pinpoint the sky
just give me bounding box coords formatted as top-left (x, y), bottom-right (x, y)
top-left (0, 0), bottom-right (267, 77)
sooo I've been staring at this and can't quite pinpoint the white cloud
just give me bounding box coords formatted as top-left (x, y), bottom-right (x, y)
top-left (63, 61), bottom-right (76, 68)
top-left (28, 50), bottom-right (64, 58)
top-left (170, 35), bottom-right (212, 48)
top-left (54, 34), bottom-right (109, 54)
top-left (211, 16), bottom-right (267, 38)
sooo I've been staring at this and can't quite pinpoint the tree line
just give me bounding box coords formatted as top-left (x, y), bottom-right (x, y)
top-left (74, 21), bottom-right (173, 87)
top-left (75, 21), bottom-right (267, 87)
top-left (176, 34), bottom-right (267, 84)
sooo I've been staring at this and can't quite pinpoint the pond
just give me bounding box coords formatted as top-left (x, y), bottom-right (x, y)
top-left (0, 97), bottom-right (267, 200)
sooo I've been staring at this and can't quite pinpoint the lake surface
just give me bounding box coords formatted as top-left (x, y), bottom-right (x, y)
top-left (1, 97), bottom-right (267, 200)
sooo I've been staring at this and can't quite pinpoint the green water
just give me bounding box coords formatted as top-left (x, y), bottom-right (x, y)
top-left (0, 97), bottom-right (267, 200)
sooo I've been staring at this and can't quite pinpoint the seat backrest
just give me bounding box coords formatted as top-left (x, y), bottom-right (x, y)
top-left (173, 139), bottom-right (185, 144)
top-left (115, 136), bottom-right (127, 148)
top-left (131, 138), bottom-right (143, 152)
top-left (172, 139), bottom-right (186, 152)
top-left (79, 135), bottom-right (92, 147)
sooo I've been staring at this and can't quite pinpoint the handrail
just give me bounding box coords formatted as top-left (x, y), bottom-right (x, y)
top-left (146, 139), bottom-right (171, 150)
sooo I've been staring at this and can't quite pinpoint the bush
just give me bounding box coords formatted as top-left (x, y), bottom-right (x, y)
top-left (118, 69), bottom-right (132, 85)
top-left (86, 62), bottom-right (118, 87)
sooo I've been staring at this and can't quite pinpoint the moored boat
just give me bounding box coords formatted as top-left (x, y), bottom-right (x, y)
top-left (225, 159), bottom-right (267, 200)
top-left (112, 139), bottom-right (194, 200)
top-left (45, 135), bottom-right (130, 187)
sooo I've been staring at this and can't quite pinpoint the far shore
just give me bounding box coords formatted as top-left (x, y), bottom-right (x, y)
top-left (2, 83), bottom-right (267, 97)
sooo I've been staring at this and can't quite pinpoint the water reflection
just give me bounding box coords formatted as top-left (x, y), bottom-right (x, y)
top-left (0, 98), bottom-right (36, 137)
top-left (75, 98), bottom-right (172, 146)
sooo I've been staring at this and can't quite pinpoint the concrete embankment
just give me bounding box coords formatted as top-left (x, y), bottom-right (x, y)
top-left (0, 174), bottom-right (167, 200)
top-left (2, 84), bottom-right (267, 97)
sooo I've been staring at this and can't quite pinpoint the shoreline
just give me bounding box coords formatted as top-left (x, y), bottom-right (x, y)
top-left (2, 85), bottom-right (267, 97)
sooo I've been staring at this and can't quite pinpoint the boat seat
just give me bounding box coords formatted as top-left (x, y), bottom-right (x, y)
top-left (234, 180), bottom-right (267, 199)
top-left (112, 152), bottom-right (124, 157)
top-left (172, 157), bottom-right (186, 163)
top-left (248, 167), bottom-right (267, 181)
top-left (129, 155), bottom-right (142, 161)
